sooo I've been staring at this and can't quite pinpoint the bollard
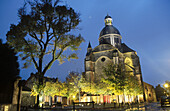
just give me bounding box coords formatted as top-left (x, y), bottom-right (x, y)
top-left (73, 102), bottom-right (75, 111)
top-left (114, 102), bottom-right (116, 108)
top-left (92, 101), bottom-right (94, 108)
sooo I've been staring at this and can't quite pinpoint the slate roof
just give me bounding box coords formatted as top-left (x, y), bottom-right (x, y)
top-left (88, 42), bottom-right (92, 48)
top-left (92, 44), bottom-right (115, 52)
top-left (121, 43), bottom-right (135, 53)
top-left (99, 25), bottom-right (120, 37)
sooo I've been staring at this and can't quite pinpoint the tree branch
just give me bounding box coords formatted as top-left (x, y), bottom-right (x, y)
top-left (29, 32), bottom-right (43, 50)
top-left (42, 46), bottom-right (65, 75)
top-left (22, 38), bottom-right (39, 70)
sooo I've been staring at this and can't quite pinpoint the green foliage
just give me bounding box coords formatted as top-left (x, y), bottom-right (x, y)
top-left (124, 75), bottom-right (143, 95)
top-left (102, 62), bottom-right (143, 96)
top-left (78, 75), bottom-right (107, 95)
top-left (6, 0), bottom-right (84, 77)
top-left (43, 81), bottom-right (67, 97)
top-left (102, 62), bottom-right (126, 95)
top-left (43, 81), bottom-right (57, 96)
top-left (31, 81), bottom-right (45, 96)
top-left (31, 80), bottom-right (67, 97)
top-left (79, 77), bottom-right (94, 94)
top-left (66, 72), bottom-right (81, 99)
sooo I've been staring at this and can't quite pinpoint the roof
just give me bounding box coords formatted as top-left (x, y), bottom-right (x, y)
top-left (105, 15), bottom-right (112, 19)
top-left (92, 44), bottom-right (115, 52)
top-left (121, 43), bottom-right (135, 53)
top-left (88, 42), bottom-right (92, 48)
top-left (22, 85), bottom-right (31, 91)
top-left (25, 73), bottom-right (58, 85)
top-left (99, 25), bottom-right (120, 37)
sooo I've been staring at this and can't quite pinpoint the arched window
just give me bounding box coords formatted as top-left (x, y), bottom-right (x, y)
top-left (124, 57), bottom-right (134, 75)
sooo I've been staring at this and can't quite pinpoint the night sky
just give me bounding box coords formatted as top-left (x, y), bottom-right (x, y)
top-left (0, 0), bottom-right (170, 87)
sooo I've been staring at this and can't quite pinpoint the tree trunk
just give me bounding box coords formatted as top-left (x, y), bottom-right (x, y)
top-left (79, 88), bottom-right (81, 102)
top-left (36, 95), bottom-right (39, 108)
top-left (97, 94), bottom-right (98, 104)
top-left (36, 71), bottom-right (44, 108)
top-left (67, 97), bottom-right (69, 105)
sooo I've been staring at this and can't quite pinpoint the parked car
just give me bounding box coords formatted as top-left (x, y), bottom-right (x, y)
top-left (161, 96), bottom-right (170, 107)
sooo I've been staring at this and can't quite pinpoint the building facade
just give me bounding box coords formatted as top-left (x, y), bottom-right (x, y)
top-left (84, 15), bottom-right (156, 103)
top-left (143, 82), bottom-right (157, 102)
top-left (21, 73), bottom-right (65, 108)
top-left (85, 15), bottom-right (143, 84)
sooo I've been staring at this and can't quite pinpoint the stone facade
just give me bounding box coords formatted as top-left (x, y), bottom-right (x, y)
top-left (143, 82), bottom-right (157, 102)
top-left (85, 15), bottom-right (143, 86)
top-left (84, 15), bottom-right (156, 103)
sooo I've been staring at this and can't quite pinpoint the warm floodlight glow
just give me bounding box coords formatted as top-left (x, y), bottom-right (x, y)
top-left (73, 95), bottom-right (75, 98)
top-left (164, 83), bottom-right (169, 88)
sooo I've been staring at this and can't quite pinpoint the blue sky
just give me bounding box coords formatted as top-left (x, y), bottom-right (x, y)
top-left (0, 0), bottom-right (170, 86)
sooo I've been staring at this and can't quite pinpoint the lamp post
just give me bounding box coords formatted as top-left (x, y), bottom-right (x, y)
top-left (164, 83), bottom-right (169, 88)
top-left (163, 83), bottom-right (169, 96)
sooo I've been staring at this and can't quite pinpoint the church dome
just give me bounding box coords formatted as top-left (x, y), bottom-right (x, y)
top-left (99, 25), bottom-right (120, 37)
top-left (99, 15), bottom-right (120, 37)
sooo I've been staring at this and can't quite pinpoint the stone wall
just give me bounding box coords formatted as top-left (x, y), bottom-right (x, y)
top-left (0, 77), bottom-right (22, 111)
top-left (143, 82), bottom-right (157, 102)
top-left (21, 91), bottom-right (35, 107)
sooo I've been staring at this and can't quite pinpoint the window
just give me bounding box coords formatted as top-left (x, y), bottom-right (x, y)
top-left (114, 38), bottom-right (119, 43)
top-left (101, 58), bottom-right (106, 62)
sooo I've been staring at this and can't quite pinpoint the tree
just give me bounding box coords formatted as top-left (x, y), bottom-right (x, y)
top-left (66, 72), bottom-right (81, 104)
top-left (125, 75), bottom-right (143, 96)
top-left (6, 0), bottom-right (84, 82)
top-left (102, 62), bottom-right (126, 95)
top-left (43, 80), bottom-right (67, 105)
top-left (155, 84), bottom-right (166, 101)
top-left (31, 81), bottom-right (45, 97)
top-left (80, 78), bottom-right (96, 94)
top-left (6, 0), bottom-right (84, 106)
top-left (31, 80), bottom-right (67, 106)
top-left (102, 62), bottom-right (143, 103)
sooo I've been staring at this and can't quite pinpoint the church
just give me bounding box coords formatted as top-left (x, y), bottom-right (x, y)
top-left (84, 15), bottom-right (157, 103)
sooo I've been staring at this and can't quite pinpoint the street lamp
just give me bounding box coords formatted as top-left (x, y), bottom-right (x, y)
top-left (163, 83), bottom-right (170, 96)
top-left (164, 83), bottom-right (169, 88)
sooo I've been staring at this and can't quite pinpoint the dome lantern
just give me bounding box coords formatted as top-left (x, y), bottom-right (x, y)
top-left (104, 14), bottom-right (113, 26)
top-left (99, 14), bottom-right (122, 49)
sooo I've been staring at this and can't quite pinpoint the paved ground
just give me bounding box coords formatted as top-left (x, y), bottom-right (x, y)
top-left (126, 102), bottom-right (170, 111)
top-left (25, 102), bottom-right (170, 111)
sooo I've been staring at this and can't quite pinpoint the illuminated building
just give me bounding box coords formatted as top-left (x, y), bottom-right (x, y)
top-left (84, 14), bottom-right (156, 103)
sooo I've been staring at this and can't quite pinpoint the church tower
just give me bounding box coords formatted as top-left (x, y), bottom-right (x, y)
top-left (83, 14), bottom-right (157, 103)
top-left (85, 15), bottom-right (144, 85)
top-left (99, 15), bottom-right (122, 49)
